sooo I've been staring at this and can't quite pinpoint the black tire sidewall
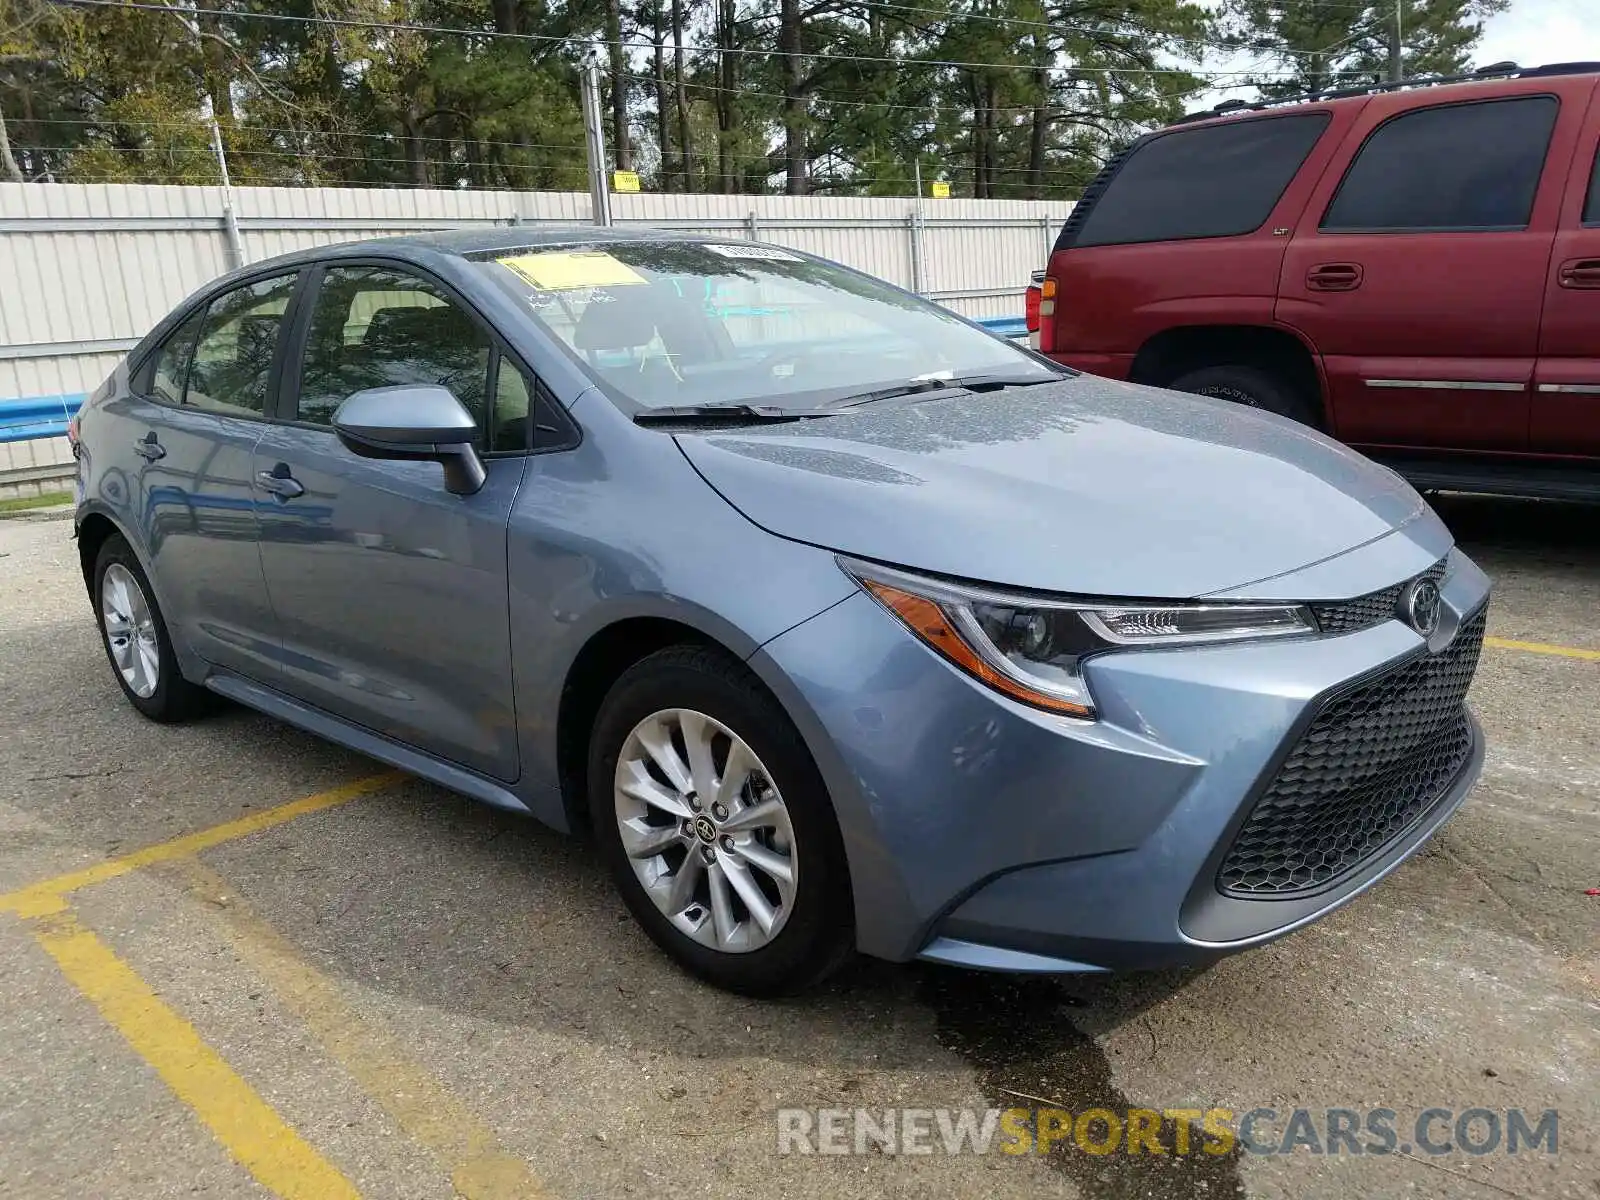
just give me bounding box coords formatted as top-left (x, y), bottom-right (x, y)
top-left (92, 535), bottom-right (199, 722)
top-left (588, 647), bottom-right (853, 995)
top-left (1170, 364), bottom-right (1317, 426)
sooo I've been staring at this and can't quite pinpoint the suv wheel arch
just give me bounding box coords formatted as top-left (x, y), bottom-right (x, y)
top-left (1129, 325), bottom-right (1327, 428)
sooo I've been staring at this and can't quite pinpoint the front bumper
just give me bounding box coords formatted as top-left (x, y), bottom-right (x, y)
top-left (751, 545), bottom-right (1491, 971)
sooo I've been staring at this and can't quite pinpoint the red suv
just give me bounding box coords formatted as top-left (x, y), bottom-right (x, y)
top-left (1037, 62), bottom-right (1600, 498)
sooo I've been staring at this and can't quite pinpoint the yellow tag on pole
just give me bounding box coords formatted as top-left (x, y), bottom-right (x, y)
top-left (612, 170), bottom-right (641, 193)
top-left (495, 251), bottom-right (648, 290)
top-left (930, 180), bottom-right (951, 199)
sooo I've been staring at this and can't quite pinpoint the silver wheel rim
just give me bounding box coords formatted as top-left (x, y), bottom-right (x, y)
top-left (614, 708), bottom-right (798, 954)
top-left (101, 562), bottom-right (160, 699)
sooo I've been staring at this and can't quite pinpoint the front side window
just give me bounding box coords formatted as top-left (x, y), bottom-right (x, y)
top-left (296, 266), bottom-right (493, 430)
top-left (185, 273), bottom-right (300, 417)
top-left (145, 310), bottom-right (206, 405)
top-left (1322, 96), bottom-right (1558, 233)
top-left (472, 242), bottom-right (1056, 410)
top-left (1069, 113), bottom-right (1332, 248)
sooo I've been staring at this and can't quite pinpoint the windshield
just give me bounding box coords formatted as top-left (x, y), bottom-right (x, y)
top-left (470, 241), bottom-right (1058, 410)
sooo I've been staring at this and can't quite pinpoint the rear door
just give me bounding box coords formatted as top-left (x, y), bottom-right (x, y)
top-left (129, 272), bottom-right (301, 682)
top-left (252, 261), bottom-right (527, 781)
top-left (1532, 78), bottom-right (1600, 455)
top-left (1276, 85), bottom-right (1578, 451)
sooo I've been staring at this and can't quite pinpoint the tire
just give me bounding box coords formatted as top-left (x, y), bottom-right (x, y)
top-left (92, 533), bottom-right (210, 723)
top-left (588, 645), bottom-right (854, 995)
top-left (1168, 363), bottom-right (1319, 426)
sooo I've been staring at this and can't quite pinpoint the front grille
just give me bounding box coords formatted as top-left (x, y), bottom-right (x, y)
top-left (1218, 609), bottom-right (1485, 898)
top-left (1311, 559), bottom-right (1449, 635)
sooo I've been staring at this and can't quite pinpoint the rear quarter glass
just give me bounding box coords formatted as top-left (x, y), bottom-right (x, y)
top-left (1061, 111), bottom-right (1333, 249)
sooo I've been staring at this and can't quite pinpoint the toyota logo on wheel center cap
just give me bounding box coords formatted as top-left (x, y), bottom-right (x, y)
top-left (693, 815), bottom-right (718, 843)
top-left (1400, 576), bottom-right (1442, 637)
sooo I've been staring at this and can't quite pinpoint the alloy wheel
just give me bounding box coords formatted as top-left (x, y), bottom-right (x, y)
top-left (613, 707), bottom-right (798, 953)
top-left (101, 562), bottom-right (160, 699)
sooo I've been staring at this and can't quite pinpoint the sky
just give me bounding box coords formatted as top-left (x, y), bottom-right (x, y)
top-left (1476, 0), bottom-right (1600, 70)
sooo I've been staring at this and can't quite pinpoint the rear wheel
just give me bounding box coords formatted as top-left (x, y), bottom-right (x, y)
top-left (93, 534), bottom-right (210, 722)
top-left (1168, 363), bottom-right (1318, 426)
top-left (589, 645), bottom-right (854, 995)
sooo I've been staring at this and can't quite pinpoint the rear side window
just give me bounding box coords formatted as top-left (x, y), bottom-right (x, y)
top-left (1322, 96), bottom-right (1558, 232)
top-left (1069, 113), bottom-right (1331, 248)
top-left (145, 310), bottom-right (206, 405)
top-left (185, 273), bottom-right (301, 417)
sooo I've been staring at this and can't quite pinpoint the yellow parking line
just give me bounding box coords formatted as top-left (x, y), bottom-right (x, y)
top-left (1485, 636), bottom-right (1600, 662)
top-left (170, 858), bottom-right (554, 1200)
top-left (0, 772), bottom-right (401, 919)
top-left (28, 907), bottom-right (362, 1200)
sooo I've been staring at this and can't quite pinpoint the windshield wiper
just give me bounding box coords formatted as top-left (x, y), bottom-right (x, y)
top-left (826, 372), bottom-right (1059, 409)
top-left (633, 403), bottom-right (836, 426)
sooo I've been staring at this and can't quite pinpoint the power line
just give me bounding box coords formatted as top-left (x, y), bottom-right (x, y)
top-left (46, 0), bottom-right (1301, 77)
top-left (849, 0), bottom-right (1356, 59)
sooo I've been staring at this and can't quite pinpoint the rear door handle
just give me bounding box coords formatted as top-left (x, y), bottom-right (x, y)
top-left (1307, 263), bottom-right (1363, 291)
top-left (133, 431), bottom-right (165, 461)
top-left (1558, 258), bottom-right (1600, 289)
top-left (255, 464), bottom-right (305, 500)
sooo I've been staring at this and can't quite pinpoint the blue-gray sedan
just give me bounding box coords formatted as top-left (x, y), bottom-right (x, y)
top-left (70, 228), bottom-right (1490, 994)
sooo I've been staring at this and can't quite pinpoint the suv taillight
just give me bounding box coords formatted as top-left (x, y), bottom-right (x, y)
top-left (1025, 284), bottom-right (1041, 333)
top-left (1037, 277), bottom-right (1057, 354)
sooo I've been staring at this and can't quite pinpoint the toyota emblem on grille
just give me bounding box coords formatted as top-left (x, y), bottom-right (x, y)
top-left (1400, 577), bottom-right (1442, 637)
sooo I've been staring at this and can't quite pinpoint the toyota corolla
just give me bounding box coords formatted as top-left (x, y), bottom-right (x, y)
top-left (71, 229), bottom-right (1489, 994)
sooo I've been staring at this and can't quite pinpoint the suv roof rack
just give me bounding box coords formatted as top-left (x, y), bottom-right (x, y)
top-left (1169, 60), bottom-right (1600, 126)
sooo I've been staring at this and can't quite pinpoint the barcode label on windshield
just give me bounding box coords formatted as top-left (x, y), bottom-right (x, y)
top-left (703, 244), bottom-right (803, 262)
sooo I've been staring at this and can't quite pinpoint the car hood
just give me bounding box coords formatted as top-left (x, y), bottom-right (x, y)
top-left (674, 376), bottom-right (1430, 598)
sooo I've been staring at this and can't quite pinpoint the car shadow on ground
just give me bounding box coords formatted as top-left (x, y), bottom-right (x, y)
top-left (1431, 493), bottom-right (1600, 568)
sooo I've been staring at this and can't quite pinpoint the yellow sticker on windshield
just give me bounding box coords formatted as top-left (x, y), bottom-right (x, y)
top-left (496, 250), bottom-right (647, 291)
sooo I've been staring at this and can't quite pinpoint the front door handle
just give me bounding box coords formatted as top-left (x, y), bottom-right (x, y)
top-left (1307, 262), bottom-right (1364, 291)
top-left (133, 431), bottom-right (166, 461)
top-left (255, 463), bottom-right (305, 500)
top-left (1558, 258), bottom-right (1600, 289)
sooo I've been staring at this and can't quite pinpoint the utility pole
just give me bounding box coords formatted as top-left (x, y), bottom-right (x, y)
top-left (1388, 0), bottom-right (1404, 82)
top-left (581, 59), bottom-right (613, 226)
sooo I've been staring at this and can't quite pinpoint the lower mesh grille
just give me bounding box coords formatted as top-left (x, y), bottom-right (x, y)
top-left (1218, 610), bottom-right (1485, 898)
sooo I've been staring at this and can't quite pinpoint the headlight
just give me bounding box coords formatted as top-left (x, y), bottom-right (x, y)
top-left (841, 558), bottom-right (1316, 720)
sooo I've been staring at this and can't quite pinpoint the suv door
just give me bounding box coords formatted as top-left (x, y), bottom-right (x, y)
top-left (1533, 79), bottom-right (1600, 455)
top-left (127, 271), bottom-right (300, 681)
top-left (252, 262), bottom-right (528, 781)
top-left (1277, 88), bottom-right (1574, 451)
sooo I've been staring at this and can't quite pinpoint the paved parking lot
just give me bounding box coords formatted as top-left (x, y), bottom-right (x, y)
top-left (0, 495), bottom-right (1596, 1200)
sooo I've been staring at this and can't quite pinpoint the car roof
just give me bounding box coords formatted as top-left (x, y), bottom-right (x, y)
top-left (1169, 61), bottom-right (1600, 129)
top-left (233, 224), bottom-right (725, 275)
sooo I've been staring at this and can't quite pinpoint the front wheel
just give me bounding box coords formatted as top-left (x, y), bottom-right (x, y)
top-left (1168, 363), bottom-right (1319, 426)
top-left (589, 646), bottom-right (854, 995)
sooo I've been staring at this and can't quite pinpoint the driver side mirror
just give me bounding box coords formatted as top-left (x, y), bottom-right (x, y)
top-left (332, 385), bottom-right (487, 496)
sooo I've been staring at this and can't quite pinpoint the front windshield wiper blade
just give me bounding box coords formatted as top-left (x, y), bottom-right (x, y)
top-left (632, 403), bottom-right (836, 426)
top-left (826, 372), bottom-right (1060, 409)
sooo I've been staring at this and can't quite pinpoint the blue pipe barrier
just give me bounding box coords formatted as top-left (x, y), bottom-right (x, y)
top-left (0, 393), bottom-right (86, 444)
top-left (974, 316), bottom-right (1029, 341)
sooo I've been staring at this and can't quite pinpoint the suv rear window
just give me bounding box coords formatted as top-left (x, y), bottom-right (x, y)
top-left (1322, 96), bottom-right (1558, 232)
top-left (1066, 113), bottom-right (1331, 248)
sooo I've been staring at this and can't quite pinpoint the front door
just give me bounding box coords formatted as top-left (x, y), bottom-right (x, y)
top-left (129, 272), bottom-right (301, 681)
top-left (1533, 81), bottom-right (1600, 456)
top-left (1277, 90), bottom-right (1567, 452)
top-left (252, 263), bottom-right (525, 781)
